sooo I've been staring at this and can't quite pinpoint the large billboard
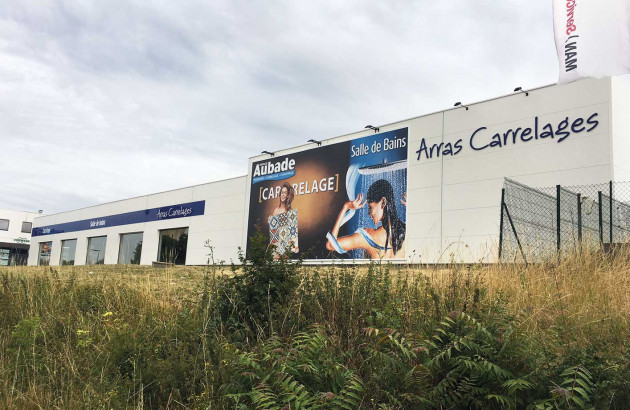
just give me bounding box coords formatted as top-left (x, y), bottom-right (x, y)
top-left (246, 128), bottom-right (408, 260)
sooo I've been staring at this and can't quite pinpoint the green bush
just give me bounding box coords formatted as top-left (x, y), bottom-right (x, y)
top-left (223, 326), bottom-right (362, 409)
top-left (219, 228), bottom-right (301, 338)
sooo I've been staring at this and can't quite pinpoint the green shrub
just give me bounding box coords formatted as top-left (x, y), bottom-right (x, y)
top-left (363, 311), bottom-right (533, 409)
top-left (220, 228), bottom-right (301, 337)
top-left (223, 326), bottom-right (363, 409)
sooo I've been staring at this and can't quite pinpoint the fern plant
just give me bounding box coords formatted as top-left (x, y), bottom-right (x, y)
top-left (365, 311), bottom-right (535, 408)
top-left (528, 365), bottom-right (595, 410)
top-left (223, 326), bottom-right (363, 409)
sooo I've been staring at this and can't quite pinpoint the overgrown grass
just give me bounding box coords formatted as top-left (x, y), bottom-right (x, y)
top-left (1, 248), bottom-right (630, 409)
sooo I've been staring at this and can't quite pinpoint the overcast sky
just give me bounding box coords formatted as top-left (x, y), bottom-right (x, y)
top-left (1, 1), bottom-right (560, 214)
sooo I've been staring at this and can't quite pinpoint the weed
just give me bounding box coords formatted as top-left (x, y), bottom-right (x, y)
top-left (0, 247), bottom-right (629, 408)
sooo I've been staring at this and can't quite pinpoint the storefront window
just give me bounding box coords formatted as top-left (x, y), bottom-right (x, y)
top-left (86, 236), bottom-right (107, 265)
top-left (59, 239), bottom-right (77, 266)
top-left (118, 232), bottom-right (143, 264)
top-left (9, 248), bottom-right (28, 266)
top-left (0, 249), bottom-right (9, 266)
top-left (158, 228), bottom-right (188, 265)
top-left (39, 242), bottom-right (52, 266)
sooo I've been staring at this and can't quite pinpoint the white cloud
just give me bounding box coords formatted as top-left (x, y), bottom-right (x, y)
top-left (0, 1), bottom-right (558, 212)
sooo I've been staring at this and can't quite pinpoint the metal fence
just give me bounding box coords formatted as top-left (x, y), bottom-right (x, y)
top-left (499, 178), bottom-right (630, 263)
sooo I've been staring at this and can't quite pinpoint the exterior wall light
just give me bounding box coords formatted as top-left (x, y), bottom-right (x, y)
top-left (454, 102), bottom-right (469, 110)
top-left (514, 87), bottom-right (529, 96)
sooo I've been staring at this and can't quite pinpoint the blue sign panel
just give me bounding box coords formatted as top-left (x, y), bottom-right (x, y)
top-left (32, 200), bottom-right (205, 237)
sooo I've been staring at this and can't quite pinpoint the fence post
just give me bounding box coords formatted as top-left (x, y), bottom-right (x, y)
top-left (577, 193), bottom-right (582, 245)
top-left (609, 180), bottom-right (614, 244)
top-left (503, 203), bottom-right (527, 265)
top-left (556, 185), bottom-right (561, 254)
top-left (499, 188), bottom-right (505, 260)
top-left (598, 191), bottom-right (604, 245)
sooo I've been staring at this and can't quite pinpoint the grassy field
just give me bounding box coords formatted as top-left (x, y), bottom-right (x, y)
top-left (1, 247), bottom-right (630, 409)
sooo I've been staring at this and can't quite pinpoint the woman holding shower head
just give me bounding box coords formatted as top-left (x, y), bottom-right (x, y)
top-left (326, 179), bottom-right (406, 259)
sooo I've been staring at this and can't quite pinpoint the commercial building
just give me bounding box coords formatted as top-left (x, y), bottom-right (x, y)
top-left (0, 208), bottom-right (40, 265)
top-left (27, 77), bottom-right (630, 266)
top-left (27, 177), bottom-right (246, 266)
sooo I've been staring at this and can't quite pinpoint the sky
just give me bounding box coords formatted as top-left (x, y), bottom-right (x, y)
top-left (0, 1), bottom-right (561, 214)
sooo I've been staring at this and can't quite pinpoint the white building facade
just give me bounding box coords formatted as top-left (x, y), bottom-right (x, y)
top-left (27, 77), bottom-right (630, 266)
top-left (0, 209), bottom-right (40, 265)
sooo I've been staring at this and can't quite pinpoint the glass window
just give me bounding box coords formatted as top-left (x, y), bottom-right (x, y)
top-left (0, 219), bottom-right (8, 231)
top-left (21, 222), bottom-right (32, 233)
top-left (59, 239), bottom-right (77, 266)
top-left (9, 248), bottom-right (28, 266)
top-left (38, 242), bottom-right (52, 266)
top-left (118, 232), bottom-right (143, 265)
top-left (158, 228), bottom-right (188, 265)
top-left (0, 249), bottom-right (9, 266)
top-left (86, 236), bottom-right (107, 265)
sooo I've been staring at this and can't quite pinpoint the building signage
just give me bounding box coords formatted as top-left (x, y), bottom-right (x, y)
top-left (32, 200), bottom-right (205, 237)
top-left (247, 128), bottom-right (408, 260)
top-left (416, 112), bottom-right (600, 161)
top-left (14, 237), bottom-right (30, 244)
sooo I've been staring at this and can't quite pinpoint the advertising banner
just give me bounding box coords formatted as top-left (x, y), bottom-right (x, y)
top-left (553, 0), bottom-right (630, 83)
top-left (38, 241), bottom-right (52, 266)
top-left (247, 128), bottom-right (408, 260)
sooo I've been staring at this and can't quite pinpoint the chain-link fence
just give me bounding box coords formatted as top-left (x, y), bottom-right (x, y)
top-left (499, 178), bottom-right (630, 263)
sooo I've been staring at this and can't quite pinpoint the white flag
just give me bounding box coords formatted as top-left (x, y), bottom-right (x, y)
top-left (553, 0), bottom-right (630, 83)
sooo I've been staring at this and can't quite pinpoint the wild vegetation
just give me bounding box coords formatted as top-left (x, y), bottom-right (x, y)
top-left (1, 236), bottom-right (630, 408)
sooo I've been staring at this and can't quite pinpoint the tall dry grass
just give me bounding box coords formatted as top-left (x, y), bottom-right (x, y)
top-left (0, 249), bottom-right (629, 408)
top-left (481, 250), bottom-right (630, 345)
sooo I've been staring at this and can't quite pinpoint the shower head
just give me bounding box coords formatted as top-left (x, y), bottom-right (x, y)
top-left (357, 159), bottom-right (407, 175)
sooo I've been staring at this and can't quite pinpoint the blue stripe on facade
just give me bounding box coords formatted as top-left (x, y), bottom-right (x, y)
top-left (32, 200), bottom-right (205, 237)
